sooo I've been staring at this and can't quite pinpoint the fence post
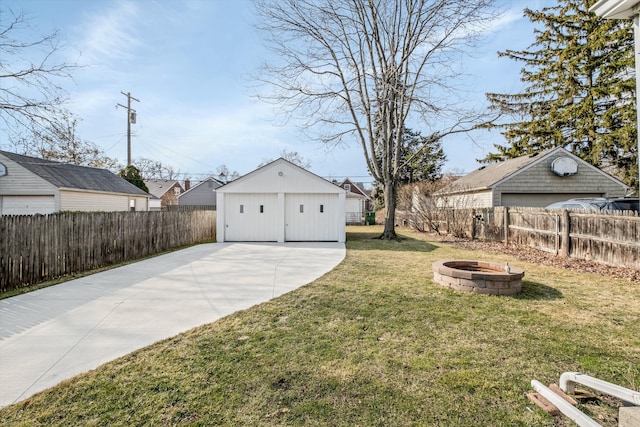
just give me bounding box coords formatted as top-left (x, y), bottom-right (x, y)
top-left (471, 209), bottom-right (476, 240)
top-left (503, 206), bottom-right (510, 246)
top-left (560, 209), bottom-right (571, 258)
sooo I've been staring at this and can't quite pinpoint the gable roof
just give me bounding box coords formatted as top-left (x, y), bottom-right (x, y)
top-left (178, 177), bottom-right (223, 199)
top-left (340, 178), bottom-right (371, 199)
top-left (439, 147), bottom-right (627, 194)
top-left (0, 150), bottom-right (149, 196)
top-left (217, 158), bottom-right (345, 194)
top-left (144, 179), bottom-right (183, 198)
top-left (340, 178), bottom-right (371, 200)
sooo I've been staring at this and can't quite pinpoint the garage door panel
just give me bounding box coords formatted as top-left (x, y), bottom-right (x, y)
top-left (225, 193), bottom-right (279, 241)
top-left (1, 195), bottom-right (56, 215)
top-left (285, 194), bottom-right (338, 241)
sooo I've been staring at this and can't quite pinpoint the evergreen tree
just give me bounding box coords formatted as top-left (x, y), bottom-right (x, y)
top-left (397, 128), bottom-right (447, 184)
top-left (118, 165), bottom-right (149, 193)
top-left (485, 0), bottom-right (637, 190)
top-left (371, 126), bottom-right (446, 209)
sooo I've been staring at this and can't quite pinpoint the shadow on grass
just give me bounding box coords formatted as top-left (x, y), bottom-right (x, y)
top-left (514, 281), bottom-right (563, 300)
top-left (346, 231), bottom-right (438, 253)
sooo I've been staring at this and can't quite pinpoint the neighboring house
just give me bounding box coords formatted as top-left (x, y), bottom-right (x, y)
top-left (149, 194), bottom-right (162, 211)
top-left (216, 158), bottom-right (346, 242)
top-left (0, 150), bottom-right (150, 215)
top-left (144, 179), bottom-right (185, 208)
top-left (435, 147), bottom-right (628, 208)
top-left (178, 177), bottom-right (223, 207)
top-left (339, 178), bottom-right (371, 224)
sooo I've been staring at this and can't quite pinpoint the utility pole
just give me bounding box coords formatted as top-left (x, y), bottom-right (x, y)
top-left (116, 91), bottom-right (140, 166)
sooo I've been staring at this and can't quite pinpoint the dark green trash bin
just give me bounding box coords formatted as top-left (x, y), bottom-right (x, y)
top-left (365, 211), bottom-right (376, 225)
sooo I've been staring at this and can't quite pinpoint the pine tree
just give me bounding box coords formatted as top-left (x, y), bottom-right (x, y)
top-left (396, 128), bottom-right (447, 184)
top-left (119, 165), bottom-right (149, 193)
top-left (485, 0), bottom-right (637, 190)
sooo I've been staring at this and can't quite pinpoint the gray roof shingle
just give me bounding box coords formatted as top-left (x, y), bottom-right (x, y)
top-left (0, 150), bottom-right (149, 196)
top-left (144, 179), bottom-right (182, 198)
top-left (441, 148), bottom-right (558, 193)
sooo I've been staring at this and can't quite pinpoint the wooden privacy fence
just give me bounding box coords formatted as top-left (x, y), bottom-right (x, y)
top-left (471, 207), bottom-right (640, 270)
top-left (404, 206), bottom-right (640, 269)
top-left (0, 210), bottom-right (217, 292)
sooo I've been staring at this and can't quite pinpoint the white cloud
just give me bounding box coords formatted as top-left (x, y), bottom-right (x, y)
top-left (491, 8), bottom-right (525, 32)
top-left (77, 0), bottom-right (145, 65)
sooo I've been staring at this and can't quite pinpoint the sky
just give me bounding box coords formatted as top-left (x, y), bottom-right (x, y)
top-left (1, 0), bottom-right (555, 186)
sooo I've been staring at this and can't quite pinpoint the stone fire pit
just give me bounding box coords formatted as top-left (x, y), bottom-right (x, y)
top-left (432, 260), bottom-right (524, 295)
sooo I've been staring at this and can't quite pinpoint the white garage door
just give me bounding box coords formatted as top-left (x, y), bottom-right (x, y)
top-left (285, 194), bottom-right (339, 241)
top-left (1, 195), bottom-right (56, 215)
top-left (224, 193), bottom-right (279, 241)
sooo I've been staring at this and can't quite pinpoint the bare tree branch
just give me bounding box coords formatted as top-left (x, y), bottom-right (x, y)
top-left (255, 0), bottom-right (498, 239)
top-left (0, 6), bottom-right (80, 144)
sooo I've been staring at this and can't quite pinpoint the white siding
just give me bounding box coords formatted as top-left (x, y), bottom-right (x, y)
top-left (219, 160), bottom-right (342, 194)
top-left (59, 191), bottom-right (149, 212)
top-left (217, 159), bottom-right (346, 243)
top-left (285, 194), bottom-right (340, 241)
top-left (1, 195), bottom-right (56, 215)
top-left (0, 154), bottom-right (58, 196)
top-left (61, 190), bottom-right (127, 211)
top-left (149, 198), bottom-right (162, 211)
top-left (130, 196), bottom-right (149, 211)
top-left (345, 197), bottom-right (363, 224)
top-left (440, 190), bottom-right (493, 208)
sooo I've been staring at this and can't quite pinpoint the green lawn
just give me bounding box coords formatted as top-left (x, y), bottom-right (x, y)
top-left (1, 227), bottom-right (638, 426)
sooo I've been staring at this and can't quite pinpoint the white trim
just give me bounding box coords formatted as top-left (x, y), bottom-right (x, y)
top-left (590, 0), bottom-right (640, 19)
top-left (59, 187), bottom-right (151, 199)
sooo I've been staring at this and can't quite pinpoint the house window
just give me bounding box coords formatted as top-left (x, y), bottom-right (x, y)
top-left (344, 184), bottom-right (351, 191)
top-left (240, 204), bottom-right (244, 213)
top-left (300, 204), bottom-right (304, 213)
top-left (260, 205), bottom-right (264, 213)
top-left (320, 204), bottom-right (324, 213)
top-left (174, 187), bottom-right (180, 196)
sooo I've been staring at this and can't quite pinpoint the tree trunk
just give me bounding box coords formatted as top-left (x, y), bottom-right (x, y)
top-left (380, 180), bottom-right (399, 240)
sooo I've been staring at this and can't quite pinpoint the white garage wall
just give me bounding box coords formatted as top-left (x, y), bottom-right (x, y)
top-left (217, 159), bottom-right (346, 243)
top-left (345, 197), bottom-right (364, 224)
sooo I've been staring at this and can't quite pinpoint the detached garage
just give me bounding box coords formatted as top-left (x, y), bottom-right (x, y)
top-left (216, 158), bottom-right (346, 243)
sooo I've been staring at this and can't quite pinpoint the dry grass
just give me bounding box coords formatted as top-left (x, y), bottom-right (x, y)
top-left (0, 226), bottom-right (638, 426)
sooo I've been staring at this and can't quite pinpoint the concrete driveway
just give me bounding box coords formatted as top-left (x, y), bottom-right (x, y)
top-left (0, 242), bottom-right (345, 407)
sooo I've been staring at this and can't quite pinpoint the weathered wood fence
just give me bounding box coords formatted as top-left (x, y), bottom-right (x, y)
top-left (0, 210), bottom-right (217, 292)
top-left (406, 207), bottom-right (640, 270)
top-left (498, 207), bottom-right (640, 269)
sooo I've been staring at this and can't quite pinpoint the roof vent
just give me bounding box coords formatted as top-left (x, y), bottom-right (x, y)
top-left (478, 166), bottom-right (486, 170)
top-left (0, 162), bottom-right (6, 177)
top-left (551, 156), bottom-right (578, 177)
top-left (529, 152), bottom-right (539, 158)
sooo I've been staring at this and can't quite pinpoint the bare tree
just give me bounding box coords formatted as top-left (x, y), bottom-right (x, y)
top-left (401, 178), bottom-right (476, 238)
top-left (258, 148), bottom-right (312, 169)
top-left (256, 0), bottom-right (497, 239)
top-left (134, 157), bottom-right (180, 180)
top-left (11, 109), bottom-right (119, 171)
top-left (0, 7), bottom-right (78, 144)
top-left (215, 164), bottom-right (240, 183)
